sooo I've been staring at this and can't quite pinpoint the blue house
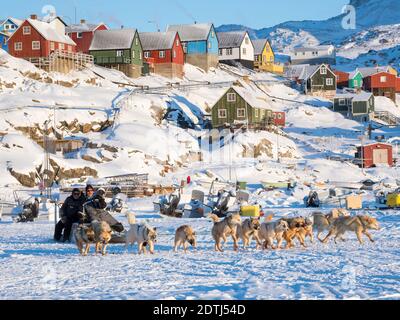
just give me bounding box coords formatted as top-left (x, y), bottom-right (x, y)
top-left (0, 18), bottom-right (22, 52)
top-left (167, 23), bottom-right (218, 71)
top-left (0, 32), bottom-right (9, 51)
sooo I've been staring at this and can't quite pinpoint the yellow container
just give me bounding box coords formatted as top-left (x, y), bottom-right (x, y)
top-left (240, 205), bottom-right (261, 217)
top-left (387, 193), bottom-right (400, 208)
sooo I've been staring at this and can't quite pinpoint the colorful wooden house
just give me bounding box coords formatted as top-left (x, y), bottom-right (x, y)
top-left (362, 71), bottom-right (397, 102)
top-left (0, 17), bottom-right (23, 52)
top-left (290, 45), bottom-right (336, 65)
top-left (0, 32), bottom-right (8, 51)
top-left (217, 31), bottom-right (254, 70)
top-left (139, 31), bottom-right (184, 79)
top-left (166, 23), bottom-right (218, 71)
top-left (210, 84), bottom-right (284, 129)
top-left (8, 16), bottom-right (76, 59)
top-left (89, 29), bottom-right (143, 78)
top-left (253, 39), bottom-right (283, 74)
top-left (66, 19), bottom-right (108, 54)
top-left (355, 143), bottom-right (393, 168)
top-left (396, 77), bottom-right (400, 93)
top-left (296, 64), bottom-right (337, 99)
top-left (333, 91), bottom-right (374, 122)
top-left (349, 70), bottom-right (363, 89)
top-left (334, 70), bottom-right (349, 89)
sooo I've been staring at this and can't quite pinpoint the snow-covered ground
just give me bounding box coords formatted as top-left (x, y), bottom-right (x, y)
top-left (0, 204), bottom-right (399, 300)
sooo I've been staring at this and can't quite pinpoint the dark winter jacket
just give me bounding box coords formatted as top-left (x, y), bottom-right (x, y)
top-left (60, 195), bottom-right (87, 222)
top-left (84, 194), bottom-right (107, 210)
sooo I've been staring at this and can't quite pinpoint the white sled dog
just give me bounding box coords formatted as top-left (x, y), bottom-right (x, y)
top-left (125, 213), bottom-right (157, 254)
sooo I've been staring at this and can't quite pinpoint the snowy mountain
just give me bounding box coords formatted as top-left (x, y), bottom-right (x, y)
top-left (216, 0), bottom-right (400, 69)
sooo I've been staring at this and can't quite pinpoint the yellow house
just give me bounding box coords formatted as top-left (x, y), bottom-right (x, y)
top-left (253, 39), bottom-right (284, 74)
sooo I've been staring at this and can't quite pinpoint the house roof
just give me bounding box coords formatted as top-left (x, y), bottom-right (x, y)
top-left (253, 39), bottom-right (269, 55)
top-left (89, 29), bottom-right (137, 51)
top-left (42, 16), bottom-right (68, 26)
top-left (216, 31), bottom-right (248, 49)
top-left (16, 19), bottom-right (76, 45)
top-left (334, 91), bottom-right (373, 102)
top-left (66, 22), bottom-right (106, 33)
top-left (358, 66), bottom-right (392, 78)
top-left (1, 17), bottom-right (23, 27)
top-left (293, 45), bottom-right (335, 53)
top-left (166, 23), bottom-right (213, 42)
top-left (349, 70), bottom-right (362, 79)
top-left (139, 31), bottom-right (177, 51)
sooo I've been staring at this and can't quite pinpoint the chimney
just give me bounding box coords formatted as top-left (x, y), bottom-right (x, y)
top-left (80, 19), bottom-right (86, 24)
top-left (30, 14), bottom-right (37, 20)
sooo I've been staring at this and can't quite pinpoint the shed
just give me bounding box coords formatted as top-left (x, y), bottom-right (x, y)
top-left (355, 143), bottom-right (393, 168)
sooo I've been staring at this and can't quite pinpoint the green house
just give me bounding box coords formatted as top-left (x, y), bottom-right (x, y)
top-left (89, 29), bottom-right (143, 78)
top-left (211, 86), bottom-right (274, 128)
top-left (349, 70), bottom-right (363, 89)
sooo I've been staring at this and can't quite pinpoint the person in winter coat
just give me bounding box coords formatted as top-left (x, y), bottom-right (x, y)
top-left (54, 189), bottom-right (86, 242)
top-left (83, 187), bottom-right (125, 233)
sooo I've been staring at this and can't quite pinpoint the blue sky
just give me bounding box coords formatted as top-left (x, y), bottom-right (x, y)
top-left (2, 0), bottom-right (349, 30)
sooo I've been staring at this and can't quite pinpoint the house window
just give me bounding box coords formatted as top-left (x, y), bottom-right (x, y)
top-left (68, 45), bottom-right (72, 52)
top-left (77, 32), bottom-right (83, 39)
top-left (218, 109), bottom-right (227, 119)
top-left (321, 66), bottom-right (327, 74)
top-left (353, 79), bottom-right (358, 86)
top-left (144, 51), bottom-right (150, 58)
top-left (14, 42), bottom-right (22, 51)
top-left (208, 41), bottom-right (212, 49)
top-left (116, 50), bottom-right (123, 57)
top-left (139, 51), bottom-right (142, 60)
top-left (136, 37), bottom-right (139, 46)
top-left (132, 50), bottom-right (135, 59)
top-left (173, 50), bottom-right (176, 58)
top-left (50, 42), bottom-right (55, 51)
top-left (245, 38), bottom-right (249, 45)
top-left (227, 93), bottom-right (236, 102)
top-left (176, 39), bottom-right (179, 46)
top-left (23, 26), bottom-right (31, 35)
top-left (237, 108), bottom-right (246, 118)
top-left (211, 30), bottom-right (215, 38)
top-left (219, 49), bottom-right (223, 56)
top-left (339, 99), bottom-right (346, 106)
top-left (159, 50), bottom-right (165, 58)
top-left (255, 109), bottom-right (259, 117)
top-left (242, 47), bottom-right (247, 55)
top-left (277, 113), bottom-right (283, 120)
top-left (59, 43), bottom-right (65, 50)
top-left (380, 76), bottom-right (387, 83)
top-left (227, 48), bottom-right (233, 56)
top-left (326, 78), bottom-right (333, 86)
top-left (32, 41), bottom-right (40, 50)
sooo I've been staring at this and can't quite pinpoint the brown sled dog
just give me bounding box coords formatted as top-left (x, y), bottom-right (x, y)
top-left (74, 221), bottom-right (112, 256)
top-left (236, 218), bottom-right (262, 249)
top-left (210, 213), bottom-right (242, 252)
top-left (174, 225), bottom-right (197, 253)
top-left (321, 215), bottom-right (380, 244)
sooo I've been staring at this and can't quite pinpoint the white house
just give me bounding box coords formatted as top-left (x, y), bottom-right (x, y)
top-left (290, 45), bottom-right (336, 66)
top-left (216, 31), bottom-right (254, 70)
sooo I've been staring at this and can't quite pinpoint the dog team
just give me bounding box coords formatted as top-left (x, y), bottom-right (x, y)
top-left (74, 209), bottom-right (380, 256)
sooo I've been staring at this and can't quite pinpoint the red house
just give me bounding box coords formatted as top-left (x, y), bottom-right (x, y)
top-left (8, 16), bottom-right (76, 59)
top-left (272, 112), bottom-right (286, 127)
top-left (363, 71), bottom-right (397, 102)
top-left (355, 143), bottom-right (393, 168)
top-left (396, 77), bottom-right (400, 93)
top-left (334, 70), bottom-right (349, 89)
top-left (139, 31), bottom-right (185, 79)
top-left (66, 20), bottom-right (108, 54)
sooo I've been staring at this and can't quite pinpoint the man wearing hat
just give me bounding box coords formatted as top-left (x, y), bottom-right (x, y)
top-left (54, 188), bottom-right (87, 242)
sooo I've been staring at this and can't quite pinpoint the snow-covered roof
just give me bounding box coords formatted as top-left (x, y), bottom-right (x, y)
top-left (139, 31), bottom-right (177, 51)
top-left (2, 17), bottom-right (23, 26)
top-left (253, 39), bottom-right (269, 55)
top-left (293, 45), bottom-right (335, 53)
top-left (217, 31), bottom-right (248, 49)
top-left (349, 70), bottom-right (361, 79)
top-left (89, 29), bottom-right (137, 51)
top-left (66, 22), bottom-right (106, 33)
top-left (286, 64), bottom-right (333, 81)
top-left (23, 19), bottom-right (76, 45)
top-left (334, 91), bottom-right (373, 102)
top-left (358, 66), bottom-right (392, 78)
top-left (166, 23), bottom-right (213, 42)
